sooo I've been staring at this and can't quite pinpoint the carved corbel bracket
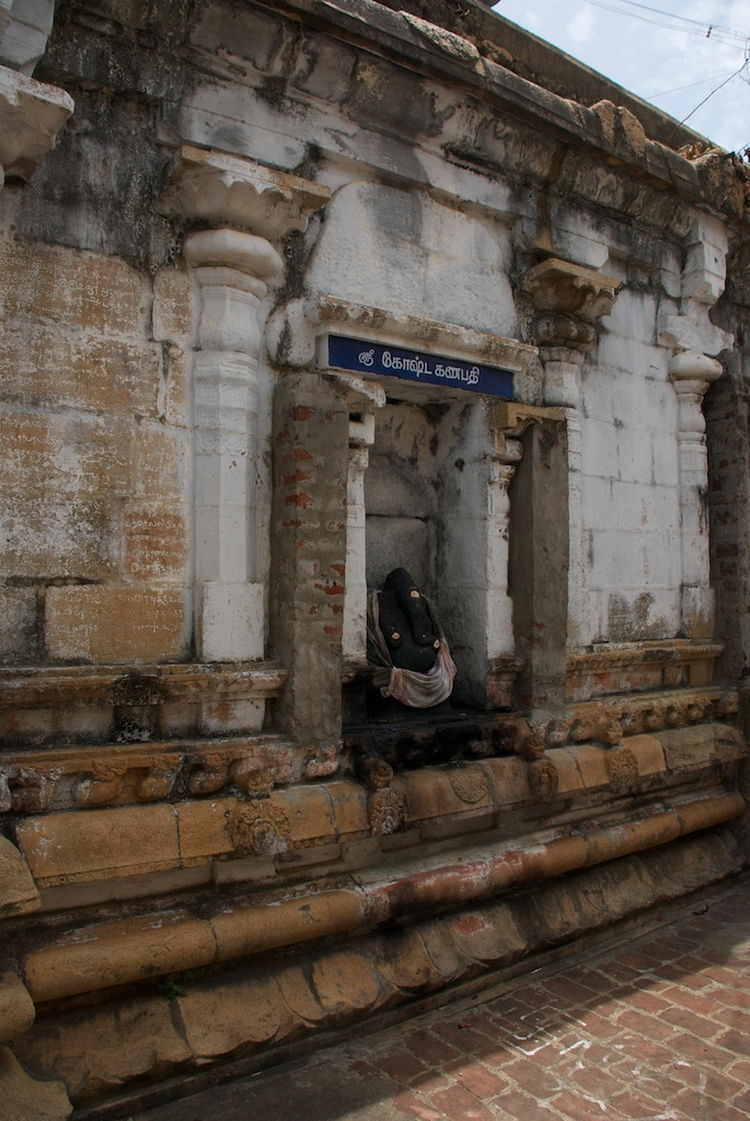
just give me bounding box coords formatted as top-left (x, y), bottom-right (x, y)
top-left (161, 145), bottom-right (331, 241)
top-left (0, 65), bottom-right (72, 185)
top-left (521, 258), bottom-right (620, 324)
top-left (489, 401), bottom-right (566, 438)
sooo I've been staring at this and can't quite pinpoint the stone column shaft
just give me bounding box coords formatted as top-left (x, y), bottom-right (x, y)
top-left (185, 229), bottom-right (282, 661)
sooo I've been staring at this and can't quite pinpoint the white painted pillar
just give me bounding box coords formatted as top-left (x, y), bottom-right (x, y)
top-left (184, 228), bottom-right (282, 661)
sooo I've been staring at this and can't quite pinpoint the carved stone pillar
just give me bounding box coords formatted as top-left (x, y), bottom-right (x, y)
top-left (659, 216), bottom-right (732, 639)
top-left (184, 228), bottom-right (282, 660)
top-left (521, 259), bottom-right (618, 650)
top-left (161, 146), bottom-right (331, 662)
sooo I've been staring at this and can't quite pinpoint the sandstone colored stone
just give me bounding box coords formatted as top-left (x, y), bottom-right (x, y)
top-left (276, 964), bottom-right (327, 1023)
top-left (675, 793), bottom-right (745, 835)
top-left (45, 585), bottom-right (186, 664)
top-left (133, 421), bottom-right (188, 502)
top-left (418, 922), bottom-right (469, 983)
top-left (178, 973), bottom-right (293, 1057)
top-left (15, 805), bottom-right (179, 886)
top-left (479, 757), bottom-right (531, 807)
top-left (11, 995), bottom-right (192, 1104)
top-left (0, 323), bottom-right (161, 416)
top-left (403, 767), bottom-right (492, 822)
top-left (449, 905), bottom-right (525, 965)
top-left (374, 927), bottom-right (443, 993)
top-left (0, 837), bottom-right (40, 917)
top-left (0, 972), bottom-right (35, 1043)
top-left (0, 236), bottom-right (149, 337)
top-left (328, 779), bottom-right (369, 837)
top-left (546, 747), bottom-right (585, 793)
top-left (210, 890), bottom-right (366, 962)
top-left (657, 724), bottom-right (744, 771)
top-left (0, 1046), bottom-right (71, 1121)
top-left (311, 950), bottom-right (388, 1018)
top-left (152, 266), bottom-right (194, 342)
top-left (24, 911), bottom-right (217, 1002)
top-left (584, 813), bottom-right (681, 866)
top-left (176, 798), bottom-right (235, 865)
top-left (623, 733), bottom-right (667, 776)
top-left (123, 506), bottom-right (188, 583)
top-left (571, 744), bottom-right (610, 789)
top-left (518, 834), bottom-right (589, 882)
top-left (282, 784), bottom-right (336, 843)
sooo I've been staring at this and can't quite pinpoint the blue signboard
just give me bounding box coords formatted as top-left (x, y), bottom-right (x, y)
top-left (326, 335), bottom-right (514, 399)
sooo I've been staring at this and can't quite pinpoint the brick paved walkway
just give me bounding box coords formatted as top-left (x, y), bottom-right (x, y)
top-left (127, 875), bottom-right (750, 1121)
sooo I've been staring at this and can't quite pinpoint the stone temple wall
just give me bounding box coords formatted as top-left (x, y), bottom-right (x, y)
top-left (0, 1), bottom-right (749, 1117)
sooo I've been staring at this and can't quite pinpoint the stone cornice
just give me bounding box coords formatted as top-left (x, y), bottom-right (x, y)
top-left (258, 0), bottom-right (750, 227)
top-left (267, 294), bottom-right (538, 376)
top-left (161, 145), bottom-right (331, 239)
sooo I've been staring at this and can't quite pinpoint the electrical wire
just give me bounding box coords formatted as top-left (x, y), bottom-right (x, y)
top-left (667, 57), bottom-right (749, 140)
top-left (581, 0), bottom-right (750, 48)
top-left (650, 69), bottom-right (744, 97)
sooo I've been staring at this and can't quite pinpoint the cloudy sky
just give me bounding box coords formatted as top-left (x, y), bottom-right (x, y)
top-left (494, 0), bottom-right (750, 152)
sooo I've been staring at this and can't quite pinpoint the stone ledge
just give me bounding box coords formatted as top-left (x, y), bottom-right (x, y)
top-left (566, 641), bottom-right (724, 700)
top-left (16, 789), bottom-right (744, 1004)
top-left (0, 662), bottom-right (287, 749)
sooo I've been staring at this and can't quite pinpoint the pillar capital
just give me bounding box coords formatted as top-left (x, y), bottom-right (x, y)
top-left (0, 65), bottom-right (72, 186)
top-left (521, 258), bottom-right (619, 323)
top-left (161, 145), bottom-right (331, 241)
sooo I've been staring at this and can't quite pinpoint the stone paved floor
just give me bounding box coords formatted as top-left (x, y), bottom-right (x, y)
top-left (127, 876), bottom-right (750, 1121)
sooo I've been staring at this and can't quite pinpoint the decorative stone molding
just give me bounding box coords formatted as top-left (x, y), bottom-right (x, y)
top-left (0, 65), bottom-right (72, 185)
top-left (161, 145), bottom-right (331, 240)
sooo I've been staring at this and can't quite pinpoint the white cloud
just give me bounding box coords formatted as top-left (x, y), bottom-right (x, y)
top-left (567, 6), bottom-right (597, 44)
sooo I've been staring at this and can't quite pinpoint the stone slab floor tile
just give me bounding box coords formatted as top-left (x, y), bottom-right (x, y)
top-left (128, 875), bottom-right (750, 1121)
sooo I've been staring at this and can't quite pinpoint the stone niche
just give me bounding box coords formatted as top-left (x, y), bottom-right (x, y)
top-left (311, 305), bottom-right (537, 714)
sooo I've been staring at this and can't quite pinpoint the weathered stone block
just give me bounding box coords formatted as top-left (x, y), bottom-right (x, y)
top-left (210, 890), bottom-right (365, 962)
top-left (11, 996), bottom-right (192, 1105)
top-left (198, 581), bottom-right (264, 662)
top-left (152, 266), bottom-right (193, 343)
top-left (311, 950), bottom-right (388, 1018)
top-left (0, 587), bottom-right (39, 663)
top-left (123, 506), bottom-right (188, 583)
top-left (178, 973), bottom-right (292, 1058)
top-left (0, 1047), bottom-right (71, 1121)
top-left (0, 324), bottom-right (162, 416)
top-left (624, 734), bottom-right (666, 776)
top-left (24, 913), bottom-right (216, 1002)
top-left (45, 586), bottom-right (186, 664)
top-left (0, 972), bottom-right (35, 1043)
top-left (0, 837), bottom-right (40, 917)
top-left (176, 798), bottom-right (234, 865)
top-left (328, 780), bottom-right (369, 837)
top-left (133, 421), bottom-right (188, 502)
top-left (0, 411), bottom-right (133, 580)
top-left (0, 236), bottom-right (149, 337)
top-left (292, 33), bottom-right (356, 102)
top-left (15, 805), bottom-right (180, 885)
